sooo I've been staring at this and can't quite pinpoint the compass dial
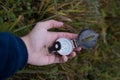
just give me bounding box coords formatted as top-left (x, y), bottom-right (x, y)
top-left (56, 38), bottom-right (73, 55)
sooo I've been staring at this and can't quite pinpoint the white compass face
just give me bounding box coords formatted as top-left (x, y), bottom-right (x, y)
top-left (56, 38), bottom-right (73, 55)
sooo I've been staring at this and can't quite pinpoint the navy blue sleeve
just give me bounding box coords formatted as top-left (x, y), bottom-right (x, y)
top-left (0, 32), bottom-right (28, 80)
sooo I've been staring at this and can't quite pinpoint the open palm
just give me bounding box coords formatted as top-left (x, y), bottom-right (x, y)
top-left (21, 20), bottom-right (81, 66)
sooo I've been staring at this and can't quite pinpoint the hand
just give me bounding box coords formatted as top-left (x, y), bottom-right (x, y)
top-left (21, 20), bottom-right (81, 66)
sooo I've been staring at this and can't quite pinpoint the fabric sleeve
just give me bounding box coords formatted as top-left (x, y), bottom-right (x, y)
top-left (0, 32), bottom-right (28, 80)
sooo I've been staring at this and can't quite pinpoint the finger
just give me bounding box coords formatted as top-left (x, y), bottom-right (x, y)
top-left (47, 55), bottom-right (68, 64)
top-left (61, 55), bottom-right (68, 62)
top-left (68, 52), bottom-right (76, 59)
top-left (74, 47), bottom-right (82, 51)
top-left (39, 20), bottom-right (64, 29)
top-left (54, 32), bottom-right (77, 39)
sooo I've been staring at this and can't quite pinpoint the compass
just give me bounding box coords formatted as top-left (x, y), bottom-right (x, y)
top-left (49, 29), bottom-right (99, 55)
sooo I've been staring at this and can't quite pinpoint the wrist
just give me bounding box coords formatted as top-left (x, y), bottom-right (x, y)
top-left (21, 36), bottom-right (31, 64)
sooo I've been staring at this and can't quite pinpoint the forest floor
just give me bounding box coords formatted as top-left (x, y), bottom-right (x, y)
top-left (0, 0), bottom-right (120, 80)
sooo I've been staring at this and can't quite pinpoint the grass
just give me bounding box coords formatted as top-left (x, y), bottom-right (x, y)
top-left (0, 0), bottom-right (120, 80)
